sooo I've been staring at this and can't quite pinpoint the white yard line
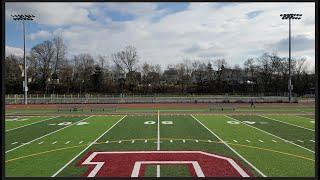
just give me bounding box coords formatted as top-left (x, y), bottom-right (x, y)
top-left (258, 115), bottom-right (314, 131)
top-left (6, 116), bottom-right (92, 153)
top-left (157, 110), bottom-right (160, 177)
top-left (6, 116), bottom-right (59, 132)
top-left (191, 115), bottom-right (266, 177)
top-left (225, 115), bottom-right (314, 153)
top-left (52, 115), bottom-right (127, 177)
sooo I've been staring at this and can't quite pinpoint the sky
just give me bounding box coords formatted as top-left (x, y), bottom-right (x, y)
top-left (5, 2), bottom-right (315, 72)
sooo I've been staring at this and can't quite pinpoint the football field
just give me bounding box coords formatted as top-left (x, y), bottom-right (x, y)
top-left (5, 110), bottom-right (315, 177)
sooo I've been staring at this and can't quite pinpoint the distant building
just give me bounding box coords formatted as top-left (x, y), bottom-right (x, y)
top-left (162, 68), bottom-right (178, 84)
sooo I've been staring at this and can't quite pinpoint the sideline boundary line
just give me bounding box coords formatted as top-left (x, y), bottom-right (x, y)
top-left (191, 115), bottom-right (266, 177)
top-left (225, 115), bottom-right (314, 153)
top-left (51, 115), bottom-right (127, 177)
top-left (6, 116), bottom-right (92, 153)
top-left (6, 116), bottom-right (59, 132)
top-left (259, 115), bottom-right (314, 131)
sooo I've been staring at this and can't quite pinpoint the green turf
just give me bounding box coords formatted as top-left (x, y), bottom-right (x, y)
top-left (5, 115), bottom-right (124, 177)
top-left (5, 113), bottom-right (315, 177)
top-left (5, 116), bottom-right (53, 130)
top-left (144, 165), bottom-right (190, 177)
top-left (230, 115), bottom-right (315, 150)
top-left (264, 115), bottom-right (315, 130)
top-left (6, 116), bottom-right (86, 151)
top-left (195, 115), bottom-right (315, 177)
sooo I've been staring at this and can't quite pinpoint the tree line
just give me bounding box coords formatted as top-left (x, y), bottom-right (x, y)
top-left (5, 36), bottom-right (315, 96)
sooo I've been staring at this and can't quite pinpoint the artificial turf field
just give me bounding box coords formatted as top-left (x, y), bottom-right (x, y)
top-left (5, 107), bottom-right (316, 177)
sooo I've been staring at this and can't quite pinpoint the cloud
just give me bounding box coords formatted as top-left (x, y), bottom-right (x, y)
top-left (246, 10), bottom-right (264, 19)
top-left (269, 34), bottom-right (314, 52)
top-left (5, 2), bottom-right (315, 71)
top-left (5, 45), bottom-right (24, 57)
top-left (6, 2), bottom-right (95, 26)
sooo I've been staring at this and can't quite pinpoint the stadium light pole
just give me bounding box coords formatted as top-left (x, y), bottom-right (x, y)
top-left (280, 13), bottom-right (302, 103)
top-left (11, 14), bottom-right (35, 104)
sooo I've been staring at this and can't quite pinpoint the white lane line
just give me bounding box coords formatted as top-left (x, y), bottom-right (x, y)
top-left (191, 115), bottom-right (266, 177)
top-left (52, 115), bottom-right (127, 177)
top-left (52, 141), bottom-right (57, 144)
top-left (6, 116), bottom-right (93, 154)
top-left (191, 115), bottom-right (267, 177)
top-left (157, 165), bottom-right (160, 177)
top-left (38, 141), bottom-right (44, 144)
top-left (259, 115), bottom-right (314, 131)
top-left (6, 116), bottom-right (59, 132)
top-left (233, 140), bottom-right (238, 143)
top-left (79, 141), bottom-right (83, 144)
top-left (11, 142), bottom-right (18, 145)
top-left (225, 115), bottom-right (314, 153)
top-left (65, 141), bottom-right (71, 144)
top-left (258, 140), bottom-right (264, 143)
top-left (297, 140), bottom-right (304, 143)
top-left (245, 140), bottom-right (251, 143)
top-left (272, 140), bottom-right (277, 143)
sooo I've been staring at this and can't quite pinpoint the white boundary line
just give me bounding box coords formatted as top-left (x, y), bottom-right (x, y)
top-left (295, 115), bottom-right (315, 120)
top-left (6, 116), bottom-right (93, 153)
top-left (191, 115), bottom-right (266, 177)
top-left (6, 116), bottom-right (59, 132)
top-left (81, 151), bottom-right (249, 177)
top-left (157, 110), bottom-right (161, 177)
top-left (258, 115), bottom-right (314, 131)
top-left (225, 115), bottom-right (315, 153)
top-left (51, 115), bottom-right (127, 177)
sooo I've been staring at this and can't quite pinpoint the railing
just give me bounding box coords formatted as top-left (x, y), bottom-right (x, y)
top-left (5, 94), bottom-right (307, 104)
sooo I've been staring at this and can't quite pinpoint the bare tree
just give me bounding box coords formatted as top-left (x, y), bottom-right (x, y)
top-left (112, 46), bottom-right (139, 73)
top-left (30, 40), bottom-right (55, 93)
top-left (52, 35), bottom-right (67, 74)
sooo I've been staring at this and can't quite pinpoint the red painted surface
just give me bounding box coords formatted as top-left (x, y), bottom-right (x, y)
top-left (78, 151), bottom-right (252, 177)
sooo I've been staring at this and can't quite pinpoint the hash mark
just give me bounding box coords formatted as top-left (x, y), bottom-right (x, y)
top-left (170, 140), bottom-right (173, 143)
top-left (271, 140), bottom-right (277, 142)
top-left (79, 141), bottom-right (83, 144)
top-left (118, 141), bottom-right (122, 143)
top-left (182, 139), bottom-right (186, 143)
top-left (208, 140), bottom-right (212, 143)
top-left (233, 140), bottom-right (238, 143)
top-left (195, 140), bottom-right (199, 143)
top-left (144, 140), bottom-right (148, 143)
top-left (131, 140), bottom-right (135, 143)
top-left (245, 140), bottom-right (251, 143)
top-left (11, 142), bottom-right (18, 145)
top-left (65, 141), bottom-right (70, 144)
top-left (52, 141), bottom-right (57, 144)
top-left (310, 140), bottom-right (315, 142)
top-left (258, 140), bottom-right (264, 143)
top-left (105, 140), bottom-right (109, 144)
top-left (297, 140), bottom-right (304, 143)
top-left (38, 142), bottom-right (44, 144)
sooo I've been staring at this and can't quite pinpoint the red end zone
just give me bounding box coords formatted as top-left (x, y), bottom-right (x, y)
top-left (77, 151), bottom-right (252, 177)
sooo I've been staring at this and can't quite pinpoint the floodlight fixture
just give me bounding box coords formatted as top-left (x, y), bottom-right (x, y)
top-left (11, 14), bottom-right (35, 104)
top-left (280, 13), bottom-right (302, 103)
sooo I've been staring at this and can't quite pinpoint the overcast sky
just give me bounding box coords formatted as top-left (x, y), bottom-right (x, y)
top-left (5, 2), bottom-right (315, 71)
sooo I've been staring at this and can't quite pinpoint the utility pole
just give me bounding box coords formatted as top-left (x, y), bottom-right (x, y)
top-left (11, 14), bottom-right (35, 104)
top-left (280, 13), bottom-right (302, 103)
